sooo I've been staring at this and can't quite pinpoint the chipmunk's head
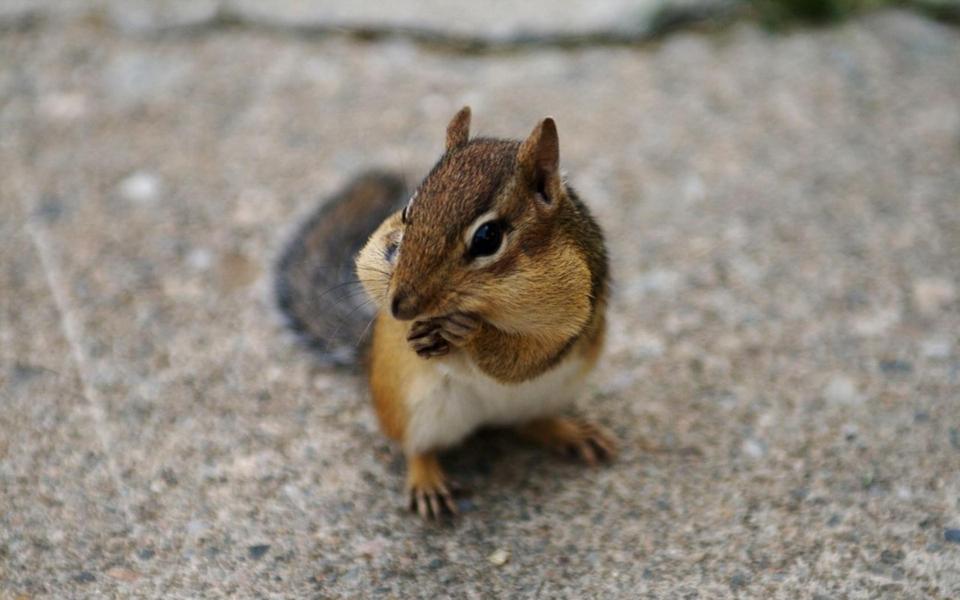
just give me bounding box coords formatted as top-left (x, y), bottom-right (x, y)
top-left (356, 107), bottom-right (594, 338)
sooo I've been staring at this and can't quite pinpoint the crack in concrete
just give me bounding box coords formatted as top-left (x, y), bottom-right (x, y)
top-left (0, 2), bottom-right (740, 51)
top-left (164, 3), bottom-right (741, 52)
top-left (22, 211), bottom-right (138, 533)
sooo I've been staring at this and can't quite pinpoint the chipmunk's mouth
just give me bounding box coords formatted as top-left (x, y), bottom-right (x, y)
top-left (388, 284), bottom-right (467, 323)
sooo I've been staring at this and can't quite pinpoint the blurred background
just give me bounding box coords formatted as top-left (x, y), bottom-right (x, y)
top-left (2, 1), bottom-right (959, 597)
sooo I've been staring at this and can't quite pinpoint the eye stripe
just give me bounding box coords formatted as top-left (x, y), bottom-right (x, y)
top-left (402, 190), bottom-right (418, 224)
top-left (384, 241), bottom-right (398, 262)
top-left (463, 210), bottom-right (500, 245)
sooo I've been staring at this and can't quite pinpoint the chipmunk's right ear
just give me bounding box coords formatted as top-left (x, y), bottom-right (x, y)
top-left (445, 106), bottom-right (471, 151)
top-left (518, 117), bottom-right (562, 215)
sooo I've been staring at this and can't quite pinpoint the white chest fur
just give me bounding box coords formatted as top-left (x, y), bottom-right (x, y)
top-left (402, 351), bottom-right (588, 454)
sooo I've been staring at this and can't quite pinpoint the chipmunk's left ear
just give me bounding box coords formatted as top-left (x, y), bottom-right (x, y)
top-left (445, 106), bottom-right (471, 151)
top-left (518, 117), bottom-right (562, 214)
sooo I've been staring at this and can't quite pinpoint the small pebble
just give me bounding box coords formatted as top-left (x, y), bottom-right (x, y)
top-left (74, 571), bottom-right (96, 583)
top-left (119, 171), bottom-right (161, 204)
top-left (945, 529), bottom-right (960, 544)
top-left (741, 438), bottom-right (766, 459)
top-left (187, 248), bottom-right (213, 271)
top-left (912, 278), bottom-right (956, 315)
top-left (842, 424), bottom-right (859, 441)
top-left (39, 92), bottom-right (89, 121)
top-left (823, 376), bottom-right (863, 406)
top-left (921, 338), bottom-right (951, 359)
top-left (248, 544), bottom-right (271, 560)
top-left (852, 308), bottom-right (899, 337)
top-left (879, 359), bottom-right (912, 374)
top-left (487, 549), bottom-right (510, 566)
top-left (880, 549), bottom-right (904, 564)
top-left (186, 519), bottom-right (208, 537)
top-left (106, 567), bottom-right (140, 582)
top-left (729, 571), bottom-right (749, 589)
top-left (137, 548), bottom-right (155, 560)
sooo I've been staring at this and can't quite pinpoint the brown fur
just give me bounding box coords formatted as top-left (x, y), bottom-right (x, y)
top-left (368, 313), bottom-right (412, 442)
top-left (354, 108), bottom-right (613, 517)
top-left (384, 116), bottom-right (608, 382)
top-left (358, 105), bottom-right (611, 398)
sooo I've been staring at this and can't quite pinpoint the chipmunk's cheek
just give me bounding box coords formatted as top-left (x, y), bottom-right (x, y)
top-left (355, 236), bottom-right (398, 310)
top-left (460, 280), bottom-right (512, 323)
top-left (450, 290), bottom-right (484, 320)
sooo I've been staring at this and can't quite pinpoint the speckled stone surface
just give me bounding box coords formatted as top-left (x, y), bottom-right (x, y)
top-left (2, 9), bottom-right (959, 598)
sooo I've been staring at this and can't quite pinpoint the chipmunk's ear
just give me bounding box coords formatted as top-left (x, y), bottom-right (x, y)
top-left (445, 106), bottom-right (471, 151)
top-left (518, 117), bottom-right (562, 213)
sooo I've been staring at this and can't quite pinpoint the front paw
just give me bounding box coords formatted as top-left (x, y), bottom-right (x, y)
top-left (407, 313), bottom-right (481, 358)
top-left (407, 326), bottom-right (450, 358)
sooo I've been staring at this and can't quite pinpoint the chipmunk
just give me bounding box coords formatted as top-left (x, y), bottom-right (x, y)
top-left (276, 107), bottom-right (616, 519)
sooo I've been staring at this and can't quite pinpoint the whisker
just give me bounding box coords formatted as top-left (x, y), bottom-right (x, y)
top-left (312, 279), bottom-right (367, 303)
top-left (323, 289), bottom-right (375, 310)
top-left (329, 297), bottom-right (376, 341)
top-left (359, 284), bottom-right (387, 300)
top-left (356, 314), bottom-right (378, 347)
top-left (356, 265), bottom-right (393, 277)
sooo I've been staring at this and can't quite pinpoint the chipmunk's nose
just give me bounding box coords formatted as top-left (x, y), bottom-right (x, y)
top-left (390, 289), bottom-right (420, 321)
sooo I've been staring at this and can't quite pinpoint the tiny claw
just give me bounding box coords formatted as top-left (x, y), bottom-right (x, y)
top-left (416, 340), bottom-right (449, 358)
top-left (407, 320), bottom-right (435, 341)
top-left (589, 435), bottom-right (615, 460)
top-left (416, 489), bottom-right (429, 519)
top-left (440, 320), bottom-right (473, 337)
top-left (408, 313), bottom-right (481, 350)
top-left (436, 328), bottom-right (465, 345)
top-left (409, 487), bottom-right (458, 520)
top-left (438, 483), bottom-right (458, 515)
top-left (582, 421), bottom-right (618, 461)
top-left (449, 313), bottom-right (481, 329)
top-left (577, 441), bottom-right (599, 466)
top-left (410, 335), bottom-right (438, 351)
top-left (428, 492), bottom-right (442, 519)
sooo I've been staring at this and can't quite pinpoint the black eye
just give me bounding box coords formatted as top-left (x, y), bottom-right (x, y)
top-left (469, 221), bottom-right (504, 258)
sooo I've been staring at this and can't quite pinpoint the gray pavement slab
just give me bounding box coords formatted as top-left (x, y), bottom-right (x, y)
top-left (1, 8), bottom-right (959, 598)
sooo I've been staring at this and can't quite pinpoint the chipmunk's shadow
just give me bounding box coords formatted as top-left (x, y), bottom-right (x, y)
top-left (433, 427), bottom-right (585, 516)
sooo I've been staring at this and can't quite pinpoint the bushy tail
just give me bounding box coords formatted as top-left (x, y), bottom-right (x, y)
top-left (275, 171), bottom-right (407, 368)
